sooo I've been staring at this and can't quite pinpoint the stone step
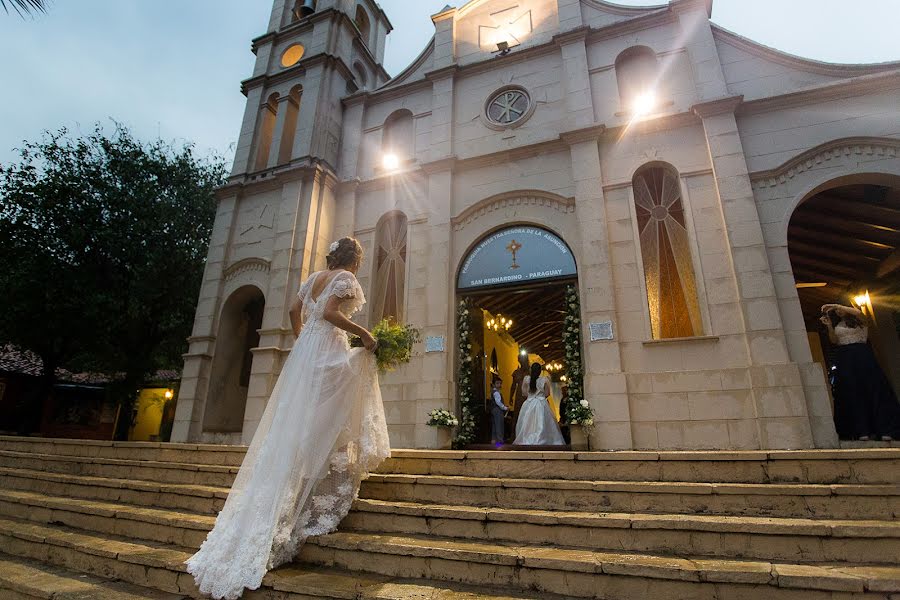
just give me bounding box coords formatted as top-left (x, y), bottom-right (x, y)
top-left (0, 488), bottom-right (213, 548)
top-left (0, 516), bottom-right (568, 600)
top-left (0, 435), bottom-right (247, 467)
top-left (302, 530), bottom-right (900, 598)
top-left (5, 483), bottom-right (898, 567)
top-left (360, 474), bottom-right (900, 519)
top-left (379, 448), bottom-right (900, 484)
top-left (0, 450), bottom-right (237, 487)
top-left (0, 552), bottom-right (187, 599)
top-left (4, 436), bottom-right (900, 484)
top-left (0, 466), bottom-right (227, 514)
top-left (345, 498), bottom-right (900, 564)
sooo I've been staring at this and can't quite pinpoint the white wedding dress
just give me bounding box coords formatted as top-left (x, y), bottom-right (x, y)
top-left (185, 270), bottom-right (391, 599)
top-left (513, 375), bottom-right (565, 445)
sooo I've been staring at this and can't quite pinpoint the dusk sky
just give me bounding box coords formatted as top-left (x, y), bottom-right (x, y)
top-left (1, 0), bottom-right (897, 166)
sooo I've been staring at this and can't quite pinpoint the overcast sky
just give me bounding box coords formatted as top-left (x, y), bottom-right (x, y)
top-left (1, 0), bottom-right (897, 166)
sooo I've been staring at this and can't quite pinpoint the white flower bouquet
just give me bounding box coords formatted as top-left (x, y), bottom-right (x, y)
top-left (427, 408), bottom-right (459, 428)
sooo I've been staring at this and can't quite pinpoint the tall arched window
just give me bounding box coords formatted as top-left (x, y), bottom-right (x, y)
top-left (354, 5), bottom-right (371, 47)
top-left (277, 86), bottom-right (302, 164)
top-left (254, 93), bottom-right (279, 171)
top-left (372, 211), bottom-right (408, 324)
top-left (615, 46), bottom-right (658, 110)
top-left (633, 163), bottom-right (702, 339)
top-left (382, 109), bottom-right (414, 162)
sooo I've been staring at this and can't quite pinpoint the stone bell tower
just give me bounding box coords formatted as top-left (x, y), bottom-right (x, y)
top-left (171, 0), bottom-right (392, 444)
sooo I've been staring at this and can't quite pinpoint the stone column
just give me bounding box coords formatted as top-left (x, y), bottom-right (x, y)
top-left (563, 132), bottom-right (633, 450)
top-left (266, 96), bottom-right (294, 169)
top-left (172, 189), bottom-right (240, 442)
top-left (694, 97), bottom-right (814, 449)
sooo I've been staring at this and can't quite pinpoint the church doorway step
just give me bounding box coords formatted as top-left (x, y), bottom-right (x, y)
top-left (788, 179), bottom-right (900, 441)
top-left (459, 281), bottom-right (576, 448)
top-left (455, 224), bottom-right (580, 450)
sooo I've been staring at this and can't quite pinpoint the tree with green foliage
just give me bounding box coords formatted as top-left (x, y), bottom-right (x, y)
top-left (0, 124), bottom-right (226, 437)
top-left (1, 0), bottom-right (46, 17)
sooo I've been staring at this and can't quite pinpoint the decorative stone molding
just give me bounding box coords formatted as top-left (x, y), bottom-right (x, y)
top-left (223, 258), bottom-right (272, 282)
top-left (712, 25), bottom-right (900, 78)
top-left (451, 191), bottom-right (576, 231)
top-left (749, 137), bottom-right (900, 189)
top-left (691, 95), bottom-right (743, 118)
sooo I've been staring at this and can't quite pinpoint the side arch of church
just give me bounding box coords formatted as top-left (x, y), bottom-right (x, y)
top-left (750, 136), bottom-right (900, 448)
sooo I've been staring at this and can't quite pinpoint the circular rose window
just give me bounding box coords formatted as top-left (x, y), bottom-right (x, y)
top-left (485, 87), bottom-right (532, 128)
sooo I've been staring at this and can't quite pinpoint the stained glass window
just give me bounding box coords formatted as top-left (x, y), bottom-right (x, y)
top-left (633, 165), bottom-right (702, 339)
top-left (372, 211), bottom-right (408, 324)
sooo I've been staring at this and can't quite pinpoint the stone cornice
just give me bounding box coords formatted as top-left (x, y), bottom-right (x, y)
top-left (220, 159), bottom-right (338, 198)
top-left (224, 258), bottom-right (271, 281)
top-left (335, 178), bottom-right (361, 195)
top-left (346, 77), bottom-right (433, 108)
top-left (691, 95), bottom-right (743, 118)
top-left (670, 0), bottom-right (713, 17)
top-left (241, 52), bottom-right (354, 96)
top-left (603, 110), bottom-right (698, 138)
top-left (585, 8), bottom-right (675, 45)
top-left (748, 137), bottom-right (900, 189)
top-left (422, 156), bottom-right (458, 174)
top-left (712, 24), bottom-right (900, 78)
top-left (738, 69), bottom-right (900, 116)
top-left (560, 124), bottom-right (607, 145)
top-left (553, 26), bottom-right (590, 47)
top-left (451, 190), bottom-right (576, 231)
top-left (431, 5), bottom-right (457, 23)
top-left (581, 0), bottom-right (668, 16)
top-left (425, 65), bottom-right (459, 82)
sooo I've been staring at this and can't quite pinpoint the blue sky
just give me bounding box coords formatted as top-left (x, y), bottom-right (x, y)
top-left (0, 0), bottom-right (897, 165)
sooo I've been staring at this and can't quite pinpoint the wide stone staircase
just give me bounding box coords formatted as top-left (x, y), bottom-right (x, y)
top-left (0, 436), bottom-right (898, 599)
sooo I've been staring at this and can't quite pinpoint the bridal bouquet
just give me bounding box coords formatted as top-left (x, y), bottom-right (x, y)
top-left (350, 319), bottom-right (421, 372)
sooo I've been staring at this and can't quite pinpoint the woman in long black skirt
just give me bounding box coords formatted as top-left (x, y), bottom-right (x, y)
top-left (821, 304), bottom-right (900, 441)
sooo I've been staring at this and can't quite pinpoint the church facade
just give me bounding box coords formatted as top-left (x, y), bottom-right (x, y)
top-left (171, 0), bottom-right (900, 450)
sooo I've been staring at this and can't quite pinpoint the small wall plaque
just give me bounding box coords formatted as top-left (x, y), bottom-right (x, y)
top-left (425, 336), bottom-right (445, 353)
top-left (589, 320), bottom-right (614, 341)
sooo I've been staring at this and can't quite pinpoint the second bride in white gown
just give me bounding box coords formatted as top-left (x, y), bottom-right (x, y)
top-left (513, 362), bottom-right (566, 446)
top-left (185, 237), bottom-right (391, 600)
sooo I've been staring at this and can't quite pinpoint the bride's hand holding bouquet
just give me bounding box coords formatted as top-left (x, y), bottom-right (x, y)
top-left (351, 318), bottom-right (421, 371)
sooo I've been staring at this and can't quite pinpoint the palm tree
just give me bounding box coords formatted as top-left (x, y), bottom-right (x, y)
top-left (1, 0), bottom-right (46, 17)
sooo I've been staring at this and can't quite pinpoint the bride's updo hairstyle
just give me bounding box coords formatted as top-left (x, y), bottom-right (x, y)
top-left (326, 237), bottom-right (363, 270)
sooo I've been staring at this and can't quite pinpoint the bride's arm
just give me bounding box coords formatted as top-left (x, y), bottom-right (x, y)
top-left (323, 295), bottom-right (377, 351)
top-left (288, 296), bottom-right (303, 337)
top-left (543, 379), bottom-right (551, 398)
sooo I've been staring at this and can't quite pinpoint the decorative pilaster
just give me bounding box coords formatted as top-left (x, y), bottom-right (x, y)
top-left (563, 129), bottom-right (633, 450)
top-left (555, 27), bottom-right (594, 131)
top-left (694, 97), bottom-right (814, 449)
top-left (171, 189), bottom-right (241, 442)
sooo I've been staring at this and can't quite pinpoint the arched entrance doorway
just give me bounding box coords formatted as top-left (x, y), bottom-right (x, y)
top-left (456, 225), bottom-right (578, 447)
top-left (788, 178), bottom-right (900, 440)
top-left (203, 285), bottom-right (265, 439)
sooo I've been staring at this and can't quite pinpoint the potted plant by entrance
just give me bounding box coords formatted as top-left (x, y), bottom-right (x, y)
top-left (427, 408), bottom-right (459, 449)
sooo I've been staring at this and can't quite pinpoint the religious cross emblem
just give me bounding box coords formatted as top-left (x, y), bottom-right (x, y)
top-left (488, 90), bottom-right (528, 124)
top-left (506, 239), bottom-right (522, 269)
top-left (478, 6), bottom-right (533, 52)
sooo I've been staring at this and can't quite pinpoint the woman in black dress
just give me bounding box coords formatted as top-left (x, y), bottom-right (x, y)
top-left (820, 303), bottom-right (900, 441)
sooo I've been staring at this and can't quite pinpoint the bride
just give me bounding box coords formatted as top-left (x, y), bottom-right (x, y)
top-left (513, 362), bottom-right (566, 446)
top-left (185, 237), bottom-right (391, 599)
